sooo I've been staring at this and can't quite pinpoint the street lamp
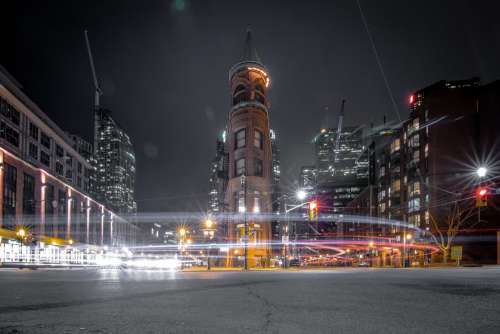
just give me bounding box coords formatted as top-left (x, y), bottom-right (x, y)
top-left (403, 233), bottom-right (412, 268)
top-left (202, 218), bottom-right (216, 270)
top-left (16, 228), bottom-right (26, 238)
top-left (476, 166), bottom-right (487, 178)
top-left (296, 189), bottom-right (307, 201)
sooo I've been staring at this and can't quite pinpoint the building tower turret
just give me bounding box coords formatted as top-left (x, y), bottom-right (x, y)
top-left (225, 29), bottom-right (272, 268)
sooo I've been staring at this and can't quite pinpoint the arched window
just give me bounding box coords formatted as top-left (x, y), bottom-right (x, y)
top-left (233, 85), bottom-right (246, 96)
top-left (255, 84), bottom-right (265, 94)
top-left (233, 85), bottom-right (249, 106)
top-left (255, 92), bottom-right (265, 105)
top-left (233, 93), bottom-right (249, 106)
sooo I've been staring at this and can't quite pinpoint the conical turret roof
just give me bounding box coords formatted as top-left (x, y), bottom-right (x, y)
top-left (242, 28), bottom-right (261, 63)
top-left (229, 28), bottom-right (266, 79)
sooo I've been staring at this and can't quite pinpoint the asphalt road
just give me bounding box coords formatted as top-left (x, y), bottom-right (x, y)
top-left (0, 267), bottom-right (499, 334)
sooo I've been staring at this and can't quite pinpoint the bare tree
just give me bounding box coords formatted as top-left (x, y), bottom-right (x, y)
top-left (429, 199), bottom-right (477, 263)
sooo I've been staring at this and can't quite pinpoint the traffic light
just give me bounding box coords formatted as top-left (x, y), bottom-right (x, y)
top-left (476, 187), bottom-right (488, 208)
top-left (309, 200), bottom-right (318, 221)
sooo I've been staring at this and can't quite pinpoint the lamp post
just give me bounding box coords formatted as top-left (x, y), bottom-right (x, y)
top-left (402, 233), bottom-right (412, 267)
top-left (202, 219), bottom-right (216, 270)
top-left (240, 175), bottom-right (248, 271)
top-left (476, 166), bottom-right (487, 224)
top-left (282, 190), bottom-right (309, 269)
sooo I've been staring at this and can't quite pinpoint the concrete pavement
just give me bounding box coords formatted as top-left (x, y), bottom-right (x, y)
top-left (0, 267), bottom-right (499, 333)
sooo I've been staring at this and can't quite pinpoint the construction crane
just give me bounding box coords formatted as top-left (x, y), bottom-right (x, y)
top-left (84, 30), bottom-right (102, 110)
top-left (333, 99), bottom-right (346, 162)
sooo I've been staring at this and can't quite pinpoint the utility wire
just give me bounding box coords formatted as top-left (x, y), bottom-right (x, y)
top-left (356, 0), bottom-right (402, 121)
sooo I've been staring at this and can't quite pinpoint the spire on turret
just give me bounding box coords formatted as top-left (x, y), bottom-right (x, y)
top-left (242, 28), bottom-right (261, 63)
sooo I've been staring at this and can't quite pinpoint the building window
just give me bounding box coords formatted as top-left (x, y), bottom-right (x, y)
top-left (379, 166), bottom-right (385, 177)
top-left (255, 92), bottom-right (265, 104)
top-left (238, 191), bottom-right (246, 213)
top-left (232, 85), bottom-right (249, 106)
top-left (40, 150), bottom-right (50, 167)
top-left (56, 162), bottom-right (64, 176)
top-left (77, 162), bottom-right (82, 174)
top-left (408, 181), bottom-right (420, 197)
top-left (0, 121), bottom-right (19, 147)
top-left (3, 163), bottom-right (17, 222)
top-left (28, 143), bottom-right (38, 160)
top-left (58, 190), bottom-right (66, 214)
top-left (29, 122), bottom-right (39, 140)
top-left (66, 153), bottom-right (73, 166)
top-left (234, 85), bottom-right (246, 96)
top-left (236, 158), bottom-right (245, 176)
top-left (409, 134), bottom-right (419, 148)
top-left (255, 84), bottom-right (265, 94)
top-left (235, 129), bottom-right (245, 149)
top-left (408, 214), bottom-right (421, 226)
top-left (56, 145), bottom-right (64, 158)
top-left (379, 202), bottom-right (386, 213)
top-left (392, 179), bottom-right (401, 193)
top-left (253, 191), bottom-right (261, 213)
top-left (254, 129), bottom-right (263, 149)
top-left (0, 98), bottom-right (20, 125)
top-left (254, 159), bottom-right (263, 176)
top-left (23, 173), bottom-right (36, 215)
top-left (41, 132), bottom-right (51, 149)
top-left (65, 169), bottom-right (73, 180)
top-left (390, 139), bottom-right (400, 153)
top-left (77, 176), bottom-right (82, 188)
top-left (408, 198), bottom-right (420, 213)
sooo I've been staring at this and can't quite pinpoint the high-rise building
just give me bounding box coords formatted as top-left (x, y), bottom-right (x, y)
top-left (314, 126), bottom-right (365, 184)
top-left (299, 165), bottom-right (317, 192)
top-left (94, 108), bottom-right (137, 214)
top-left (223, 30), bottom-right (274, 267)
top-left (311, 126), bottom-right (367, 216)
top-left (208, 130), bottom-right (228, 215)
top-left (270, 129), bottom-right (281, 192)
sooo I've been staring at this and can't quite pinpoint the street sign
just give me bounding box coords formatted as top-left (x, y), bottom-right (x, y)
top-left (451, 246), bottom-right (462, 261)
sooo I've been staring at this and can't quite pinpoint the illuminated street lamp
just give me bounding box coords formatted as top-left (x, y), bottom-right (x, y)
top-left (16, 228), bottom-right (26, 238)
top-left (476, 166), bottom-right (487, 178)
top-left (202, 218), bottom-right (217, 270)
top-left (403, 233), bottom-right (413, 268)
top-left (296, 189), bottom-right (307, 201)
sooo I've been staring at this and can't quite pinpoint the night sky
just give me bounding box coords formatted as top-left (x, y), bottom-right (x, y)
top-left (4, 0), bottom-right (500, 212)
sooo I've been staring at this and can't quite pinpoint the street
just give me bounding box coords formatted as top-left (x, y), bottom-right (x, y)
top-left (0, 267), bottom-right (499, 333)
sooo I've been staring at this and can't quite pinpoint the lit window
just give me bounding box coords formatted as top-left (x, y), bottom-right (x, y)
top-left (254, 129), bottom-right (263, 149)
top-left (390, 139), bottom-right (400, 153)
top-left (253, 191), bottom-right (260, 213)
top-left (392, 179), bottom-right (400, 192)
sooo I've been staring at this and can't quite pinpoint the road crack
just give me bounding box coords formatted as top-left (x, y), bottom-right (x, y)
top-left (247, 286), bottom-right (274, 333)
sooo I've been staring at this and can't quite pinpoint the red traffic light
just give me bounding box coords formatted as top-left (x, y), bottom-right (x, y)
top-left (476, 187), bottom-right (488, 208)
top-left (309, 200), bottom-right (317, 210)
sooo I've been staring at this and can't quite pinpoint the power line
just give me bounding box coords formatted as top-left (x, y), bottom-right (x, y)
top-left (356, 0), bottom-right (402, 121)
